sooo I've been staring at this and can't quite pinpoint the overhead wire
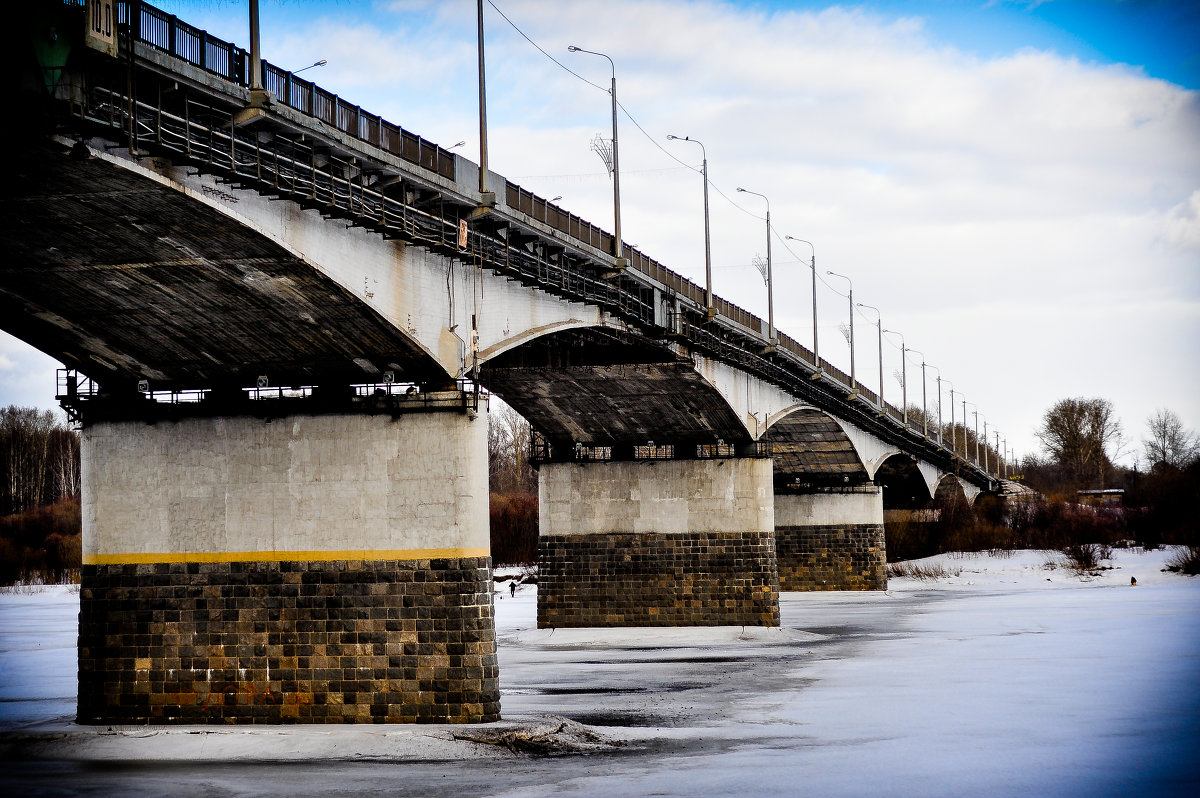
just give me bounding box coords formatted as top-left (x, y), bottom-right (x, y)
top-left (485, 0), bottom-right (607, 93)
top-left (487, 0), bottom-right (762, 221)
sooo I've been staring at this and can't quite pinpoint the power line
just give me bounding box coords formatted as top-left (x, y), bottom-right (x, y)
top-left (485, 0), bottom-right (607, 93)
top-left (487, 1), bottom-right (760, 221)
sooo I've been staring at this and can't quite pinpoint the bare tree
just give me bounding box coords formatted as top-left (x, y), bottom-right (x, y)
top-left (1036, 397), bottom-right (1125, 488)
top-left (488, 401), bottom-right (536, 495)
top-left (1144, 409), bottom-right (1199, 470)
top-left (1, 406), bottom-right (82, 514)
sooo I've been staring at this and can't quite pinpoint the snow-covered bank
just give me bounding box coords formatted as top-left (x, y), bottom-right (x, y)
top-left (1, 548), bottom-right (1197, 797)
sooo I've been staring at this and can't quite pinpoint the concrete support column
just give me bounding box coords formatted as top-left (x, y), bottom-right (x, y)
top-left (537, 457), bottom-right (780, 628)
top-left (77, 410), bottom-right (499, 724)
top-left (775, 485), bottom-right (886, 591)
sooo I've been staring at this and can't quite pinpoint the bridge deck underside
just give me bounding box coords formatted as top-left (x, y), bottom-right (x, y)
top-left (483, 354), bottom-right (750, 446)
top-left (874, 456), bottom-right (934, 509)
top-left (0, 141), bottom-right (442, 390)
top-left (764, 409), bottom-right (870, 489)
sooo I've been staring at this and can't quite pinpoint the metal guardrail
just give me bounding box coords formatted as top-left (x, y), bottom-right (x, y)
top-left (528, 434), bottom-right (773, 465)
top-left (119, 1), bottom-right (456, 181)
top-left (54, 1), bottom-right (995, 483)
top-left (56, 368), bottom-right (485, 420)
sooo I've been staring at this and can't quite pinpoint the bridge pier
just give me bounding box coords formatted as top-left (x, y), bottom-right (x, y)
top-left (537, 457), bottom-right (780, 628)
top-left (774, 486), bottom-right (886, 591)
top-left (77, 404), bottom-right (499, 724)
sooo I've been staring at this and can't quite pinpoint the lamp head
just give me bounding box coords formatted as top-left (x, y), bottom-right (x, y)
top-left (736, 187), bottom-right (746, 193)
top-left (313, 59), bottom-right (327, 67)
top-left (568, 45), bottom-right (581, 52)
top-left (666, 134), bottom-right (679, 140)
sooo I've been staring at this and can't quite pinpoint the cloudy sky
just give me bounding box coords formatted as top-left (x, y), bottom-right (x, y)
top-left (5, 0), bottom-right (1197, 466)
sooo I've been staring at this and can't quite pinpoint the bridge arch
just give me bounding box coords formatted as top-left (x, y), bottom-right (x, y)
top-left (933, 473), bottom-right (968, 506)
top-left (475, 318), bottom-right (622, 366)
top-left (3, 140), bottom-right (452, 391)
top-left (874, 452), bottom-right (937, 510)
top-left (762, 407), bottom-right (875, 489)
top-left (478, 327), bottom-right (751, 447)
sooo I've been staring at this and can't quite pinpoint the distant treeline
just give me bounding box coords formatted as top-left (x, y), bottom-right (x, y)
top-left (1, 406), bottom-right (82, 585)
top-left (886, 400), bottom-right (1200, 563)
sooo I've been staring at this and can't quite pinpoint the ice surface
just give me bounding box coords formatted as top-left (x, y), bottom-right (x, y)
top-left (1, 548), bottom-right (1197, 797)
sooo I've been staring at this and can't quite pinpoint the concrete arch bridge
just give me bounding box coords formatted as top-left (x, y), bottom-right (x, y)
top-left (3, 1), bottom-right (1000, 725)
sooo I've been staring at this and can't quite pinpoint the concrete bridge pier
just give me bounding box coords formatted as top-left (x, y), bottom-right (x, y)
top-left (774, 486), bottom-right (886, 591)
top-left (536, 455), bottom-right (780, 628)
top-left (76, 402), bottom-right (500, 724)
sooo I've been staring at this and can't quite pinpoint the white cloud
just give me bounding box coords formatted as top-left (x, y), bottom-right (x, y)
top-left (1163, 189), bottom-right (1200, 250)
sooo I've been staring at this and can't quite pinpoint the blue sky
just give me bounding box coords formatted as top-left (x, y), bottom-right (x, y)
top-left (150, 0), bottom-right (1200, 88)
top-left (5, 0), bottom-right (1198, 463)
top-left (834, 0), bottom-right (1200, 89)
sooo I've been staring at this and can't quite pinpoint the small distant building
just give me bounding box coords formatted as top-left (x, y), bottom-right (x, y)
top-left (1076, 488), bottom-right (1124, 508)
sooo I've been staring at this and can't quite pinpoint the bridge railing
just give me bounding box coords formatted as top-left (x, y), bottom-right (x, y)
top-left (119, 1), bottom-right (456, 181)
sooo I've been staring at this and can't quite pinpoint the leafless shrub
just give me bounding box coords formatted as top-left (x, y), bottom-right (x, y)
top-left (1062, 542), bottom-right (1113, 574)
top-left (1163, 546), bottom-right (1200, 576)
top-left (887, 561), bottom-right (962, 581)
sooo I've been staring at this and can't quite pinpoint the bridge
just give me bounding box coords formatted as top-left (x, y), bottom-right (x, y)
top-left (6, 1), bottom-right (1004, 725)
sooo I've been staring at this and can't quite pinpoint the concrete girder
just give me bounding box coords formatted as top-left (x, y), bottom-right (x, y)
top-left (479, 330), bottom-right (749, 446)
top-left (154, 147), bottom-right (608, 382)
top-left (915, 461), bottom-right (946, 501)
top-left (759, 403), bottom-right (908, 489)
top-left (693, 354), bottom-right (802, 440)
top-left (840, 421), bottom-right (903, 481)
top-left (933, 473), bottom-right (968, 505)
top-left (0, 140), bottom-right (445, 389)
top-left (873, 452), bottom-right (935, 510)
top-left (765, 408), bottom-right (872, 486)
top-left (475, 318), bottom-right (622, 370)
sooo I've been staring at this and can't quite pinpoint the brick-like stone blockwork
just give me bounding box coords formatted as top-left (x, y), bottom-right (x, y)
top-left (775, 524), bottom-right (886, 591)
top-left (538, 532), bottom-right (780, 628)
top-left (78, 558), bottom-right (500, 724)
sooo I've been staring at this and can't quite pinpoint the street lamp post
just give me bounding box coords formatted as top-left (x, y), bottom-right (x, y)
top-left (786, 236), bottom-right (818, 371)
top-left (928, 366), bottom-right (943, 445)
top-left (738, 188), bottom-right (775, 346)
top-left (963, 398), bottom-right (974, 464)
top-left (667, 135), bottom-right (714, 320)
top-left (827, 271), bottom-right (855, 396)
top-left (883, 329), bottom-right (907, 426)
top-left (947, 384), bottom-right (956, 457)
top-left (970, 407), bottom-right (980, 466)
top-left (249, 0), bottom-right (262, 90)
top-left (982, 418), bottom-right (989, 473)
top-left (907, 348), bottom-right (927, 438)
top-left (476, 0), bottom-right (494, 205)
top-left (568, 46), bottom-right (626, 268)
top-left (857, 303), bottom-right (883, 412)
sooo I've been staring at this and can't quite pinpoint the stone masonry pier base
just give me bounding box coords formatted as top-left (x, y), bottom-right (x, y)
top-left (77, 410), bottom-right (498, 724)
top-left (775, 485), bottom-right (886, 591)
top-left (537, 458), bottom-right (780, 628)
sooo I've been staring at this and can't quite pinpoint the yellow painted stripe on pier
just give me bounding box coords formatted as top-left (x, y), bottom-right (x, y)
top-left (82, 547), bottom-right (490, 565)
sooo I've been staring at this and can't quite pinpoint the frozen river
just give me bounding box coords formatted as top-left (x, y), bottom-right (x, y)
top-left (1, 549), bottom-right (1197, 796)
